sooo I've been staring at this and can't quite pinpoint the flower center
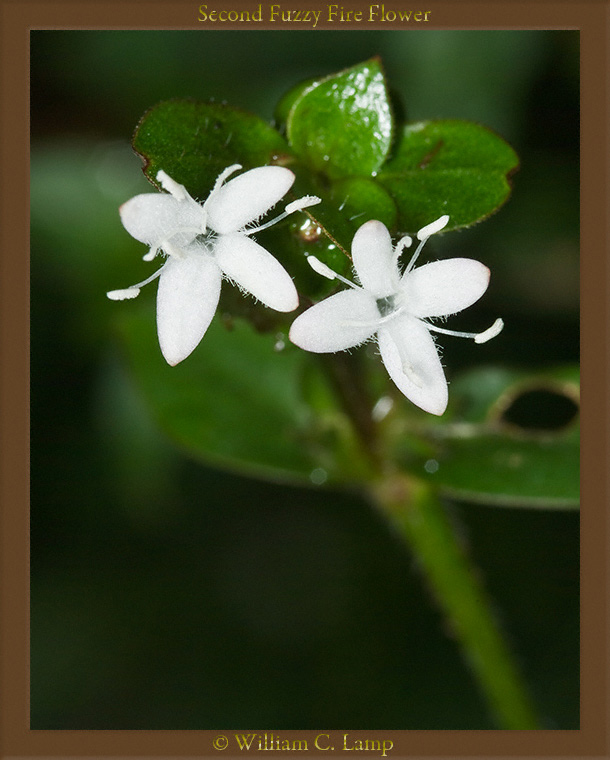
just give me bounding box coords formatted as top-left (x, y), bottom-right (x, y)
top-left (375, 295), bottom-right (397, 318)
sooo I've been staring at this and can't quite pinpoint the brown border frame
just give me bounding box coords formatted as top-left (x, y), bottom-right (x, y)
top-left (2, 0), bottom-right (608, 758)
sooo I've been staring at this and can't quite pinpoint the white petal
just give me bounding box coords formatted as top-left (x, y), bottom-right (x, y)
top-left (156, 253), bottom-right (222, 366)
top-left (289, 289), bottom-right (379, 353)
top-left (214, 233), bottom-right (298, 312)
top-left (120, 194), bottom-right (203, 247)
top-left (206, 166), bottom-right (295, 234)
top-left (401, 258), bottom-right (490, 318)
top-left (351, 220), bottom-right (398, 298)
top-left (378, 316), bottom-right (448, 415)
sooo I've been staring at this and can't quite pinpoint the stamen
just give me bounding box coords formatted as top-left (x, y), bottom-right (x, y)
top-left (426, 317), bottom-right (504, 343)
top-left (199, 164), bottom-right (243, 231)
top-left (403, 216), bottom-right (450, 276)
top-left (106, 288), bottom-right (141, 301)
top-left (246, 195), bottom-right (321, 235)
top-left (156, 170), bottom-right (188, 201)
top-left (307, 255), bottom-right (337, 280)
top-left (285, 195), bottom-right (321, 214)
top-left (306, 256), bottom-right (359, 290)
top-left (474, 318), bottom-right (504, 344)
top-left (106, 264), bottom-right (166, 300)
top-left (416, 214), bottom-right (450, 241)
top-left (393, 234), bottom-right (412, 269)
top-left (403, 238), bottom-right (427, 275)
top-left (211, 164), bottom-right (242, 193)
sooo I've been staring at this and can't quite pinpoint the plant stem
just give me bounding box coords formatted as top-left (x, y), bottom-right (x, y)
top-left (318, 351), bottom-right (539, 727)
top-left (373, 472), bottom-right (541, 729)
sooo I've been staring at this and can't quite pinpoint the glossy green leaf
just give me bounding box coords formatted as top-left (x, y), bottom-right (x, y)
top-left (285, 58), bottom-right (393, 179)
top-left (408, 366), bottom-right (580, 509)
top-left (378, 120), bottom-right (519, 232)
top-left (116, 307), bottom-right (373, 485)
top-left (273, 76), bottom-right (318, 131)
top-left (328, 177), bottom-right (398, 231)
top-left (133, 99), bottom-right (293, 197)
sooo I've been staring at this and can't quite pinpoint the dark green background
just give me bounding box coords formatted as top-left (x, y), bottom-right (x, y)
top-left (30, 30), bottom-right (579, 729)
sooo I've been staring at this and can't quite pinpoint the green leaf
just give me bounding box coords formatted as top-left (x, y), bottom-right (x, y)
top-left (378, 120), bottom-right (519, 232)
top-left (274, 76), bottom-right (318, 131)
top-left (284, 58), bottom-right (393, 179)
top-left (116, 307), bottom-right (373, 485)
top-left (133, 99), bottom-right (293, 197)
top-left (410, 366), bottom-right (580, 509)
top-left (329, 177), bottom-right (398, 230)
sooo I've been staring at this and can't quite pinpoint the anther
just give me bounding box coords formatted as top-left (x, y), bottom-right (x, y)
top-left (307, 256), bottom-right (358, 290)
top-left (106, 288), bottom-right (141, 301)
top-left (474, 318), bottom-right (504, 343)
top-left (416, 214), bottom-right (450, 241)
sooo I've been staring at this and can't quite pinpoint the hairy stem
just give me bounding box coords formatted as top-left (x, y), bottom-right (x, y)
top-left (373, 472), bottom-right (541, 729)
top-left (316, 349), bottom-right (540, 727)
top-left (319, 352), bottom-right (380, 466)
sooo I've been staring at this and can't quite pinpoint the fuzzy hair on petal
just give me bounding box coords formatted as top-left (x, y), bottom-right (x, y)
top-left (401, 258), bottom-right (490, 318)
top-left (206, 166), bottom-right (295, 235)
top-left (378, 316), bottom-right (448, 415)
top-left (351, 220), bottom-right (398, 298)
top-left (156, 254), bottom-right (222, 365)
top-left (289, 289), bottom-right (380, 353)
top-left (120, 194), bottom-right (203, 247)
top-left (214, 233), bottom-right (298, 312)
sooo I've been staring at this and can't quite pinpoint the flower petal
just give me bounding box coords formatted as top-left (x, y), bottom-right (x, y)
top-left (120, 194), bottom-right (203, 248)
top-left (156, 253), bottom-right (222, 366)
top-left (351, 220), bottom-right (399, 298)
top-left (289, 289), bottom-right (379, 353)
top-left (401, 258), bottom-right (490, 318)
top-left (378, 316), bottom-right (448, 415)
top-left (214, 233), bottom-right (298, 312)
top-left (206, 167), bottom-right (295, 234)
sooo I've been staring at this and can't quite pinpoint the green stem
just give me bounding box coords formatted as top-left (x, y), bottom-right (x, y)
top-left (373, 473), bottom-right (541, 729)
top-left (319, 353), bottom-right (539, 727)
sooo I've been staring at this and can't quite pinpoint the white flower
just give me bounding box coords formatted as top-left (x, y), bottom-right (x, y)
top-left (107, 164), bottom-right (320, 366)
top-left (289, 216), bottom-right (503, 415)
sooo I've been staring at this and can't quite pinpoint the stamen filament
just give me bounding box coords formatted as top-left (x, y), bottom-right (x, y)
top-left (307, 256), bottom-right (359, 290)
top-left (106, 263), bottom-right (166, 300)
top-left (246, 195), bottom-right (321, 235)
top-left (426, 317), bottom-right (504, 343)
top-left (403, 237), bottom-right (428, 275)
top-left (393, 235), bottom-right (412, 270)
top-left (210, 164), bottom-right (242, 194)
top-left (404, 215), bottom-right (450, 275)
top-left (156, 170), bottom-right (188, 201)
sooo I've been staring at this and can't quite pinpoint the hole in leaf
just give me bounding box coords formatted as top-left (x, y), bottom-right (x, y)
top-left (500, 388), bottom-right (579, 431)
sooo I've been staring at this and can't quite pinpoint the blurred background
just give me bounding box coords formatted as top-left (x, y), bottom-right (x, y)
top-left (30, 30), bottom-right (579, 729)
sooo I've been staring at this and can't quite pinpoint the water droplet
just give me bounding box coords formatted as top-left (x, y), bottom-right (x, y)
top-left (310, 468), bottom-right (328, 485)
top-left (274, 333), bottom-right (286, 352)
top-left (424, 459), bottom-right (439, 474)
